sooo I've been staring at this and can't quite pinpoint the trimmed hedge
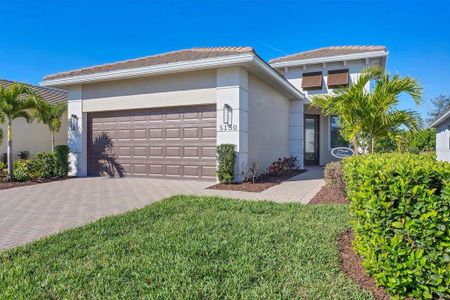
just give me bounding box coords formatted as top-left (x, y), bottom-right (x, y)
top-left (344, 153), bottom-right (450, 299)
top-left (216, 144), bottom-right (236, 183)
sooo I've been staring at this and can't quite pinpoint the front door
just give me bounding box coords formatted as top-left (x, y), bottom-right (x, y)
top-left (304, 115), bottom-right (320, 165)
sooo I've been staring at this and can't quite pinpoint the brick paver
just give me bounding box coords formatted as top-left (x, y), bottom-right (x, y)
top-left (0, 167), bottom-right (324, 250)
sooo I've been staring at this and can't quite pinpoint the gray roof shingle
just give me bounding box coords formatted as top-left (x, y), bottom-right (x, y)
top-left (0, 79), bottom-right (67, 104)
top-left (44, 47), bottom-right (254, 81)
top-left (269, 45), bottom-right (387, 64)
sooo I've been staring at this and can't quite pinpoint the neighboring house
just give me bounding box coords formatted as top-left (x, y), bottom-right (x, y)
top-left (0, 79), bottom-right (68, 160)
top-left (41, 45), bottom-right (388, 181)
top-left (430, 108), bottom-right (450, 162)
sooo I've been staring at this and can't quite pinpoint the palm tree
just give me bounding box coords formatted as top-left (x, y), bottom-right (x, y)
top-left (311, 66), bottom-right (422, 153)
top-left (34, 102), bottom-right (67, 152)
top-left (0, 83), bottom-right (44, 180)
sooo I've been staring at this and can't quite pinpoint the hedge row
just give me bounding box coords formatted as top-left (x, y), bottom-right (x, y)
top-left (343, 153), bottom-right (450, 299)
top-left (13, 145), bottom-right (69, 181)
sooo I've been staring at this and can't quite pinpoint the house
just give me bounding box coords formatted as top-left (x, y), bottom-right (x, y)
top-left (430, 108), bottom-right (450, 162)
top-left (0, 79), bottom-right (68, 160)
top-left (41, 46), bottom-right (388, 180)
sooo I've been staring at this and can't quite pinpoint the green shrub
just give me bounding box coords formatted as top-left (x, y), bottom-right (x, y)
top-left (0, 161), bottom-right (5, 171)
top-left (216, 144), bottom-right (236, 183)
top-left (324, 161), bottom-right (345, 194)
top-left (54, 145), bottom-right (69, 177)
top-left (344, 153), bottom-right (450, 299)
top-left (33, 153), bottom-right (56, 179)
top-left (13, 159), bottom-right (34, 182)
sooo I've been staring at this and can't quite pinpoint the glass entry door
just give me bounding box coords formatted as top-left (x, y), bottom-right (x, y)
top-left (304, 115), bottom-right (320, 165)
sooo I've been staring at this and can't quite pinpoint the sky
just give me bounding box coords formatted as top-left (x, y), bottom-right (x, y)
top-left (1, 0), bottom-right (449, 120)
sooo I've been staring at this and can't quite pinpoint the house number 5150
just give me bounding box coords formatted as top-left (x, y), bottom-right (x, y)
top-left (219, 124), bottom-right (238, 131)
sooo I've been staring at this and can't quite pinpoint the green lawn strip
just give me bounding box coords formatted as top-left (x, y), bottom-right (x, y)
top-left (0, 196), bottom-right (373, 299)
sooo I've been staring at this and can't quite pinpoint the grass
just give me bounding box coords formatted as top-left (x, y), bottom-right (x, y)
top-left (0, 196), bottom-right (373, 299)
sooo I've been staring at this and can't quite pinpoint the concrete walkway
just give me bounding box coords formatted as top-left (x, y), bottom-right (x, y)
top-left (0, 167), bottom-right (324, 250)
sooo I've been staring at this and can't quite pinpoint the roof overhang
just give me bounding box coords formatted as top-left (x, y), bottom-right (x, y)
top-left (429, 108), bottom-right (450, 128)
top-left (270, 50), bottom-right (388, 68)
top-left (41, 53), bottom-right (305, 100)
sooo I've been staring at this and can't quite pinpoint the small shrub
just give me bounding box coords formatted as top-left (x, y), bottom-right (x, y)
top-left (54, 145), bottom-right (69, 177)
top-left (33, 153), bottom-right (56, 179)
top-left (217, 144), bottom-right (236, 183)
top-left (267, 156), bottom-right (299, 176)
top-left (242, 161), bottom-right (259, 183)
top-left (324, 161), bottom-right (345, 194)
top-left (13, 159), bottom-right (34, 182)
top-left (344, 153), bottom-right (450, 299)
top-left (0, 161), bottom-right (5, 171)
top-left (18, 151), bottom-right (31, 160)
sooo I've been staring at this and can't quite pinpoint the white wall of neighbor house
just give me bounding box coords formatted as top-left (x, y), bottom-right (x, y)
top-left (247, 74), bottom-right (290, 173)
top-left (216, 66), bottom-right (249, 182)
top-left (0, 111), bottom-right (68, 160)
top-left (436, 119), bottom-right (450, 162)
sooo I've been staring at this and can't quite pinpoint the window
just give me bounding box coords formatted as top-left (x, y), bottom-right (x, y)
top-left (330, 116), bottom-right (349, 148)
top-left (327, 69), bottom-right (349, 88)
top-left (301, 72), bottom-right (323, 90)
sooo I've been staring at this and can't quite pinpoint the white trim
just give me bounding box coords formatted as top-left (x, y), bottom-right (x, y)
top-left (252, 55), bottom-right (306, 100)
top-left (42, 53), bottom-right (306, 101)
top-left (430, 108), bottom-right (450, 128)
top-left (270, 50), bottom-right (388, 68)
top-left (42, 54), bottom-right (254, 86)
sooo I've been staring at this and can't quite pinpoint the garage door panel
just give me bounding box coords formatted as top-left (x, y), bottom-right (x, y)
top-left (88, 105), bottom-right (216, 179)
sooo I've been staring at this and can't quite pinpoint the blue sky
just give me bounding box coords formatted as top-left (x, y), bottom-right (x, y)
top-left (1, 0), bottom-right (449, 119)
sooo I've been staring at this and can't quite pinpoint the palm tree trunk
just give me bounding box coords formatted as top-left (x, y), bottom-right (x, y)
top-left (51, 133), bottom-right (55, 153)
top-left (371, 137), bottom-right (375, 153)
top-left (353, 140), bottom-right (358, 156)
top-left (6, 119), bottom-right (13, 181)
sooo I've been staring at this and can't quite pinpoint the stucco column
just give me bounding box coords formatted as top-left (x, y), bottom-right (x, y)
top-left (67, 85), bottom-right (87, 176)
top-left (216, 67), bottom-right (249, 182)
top-left (289, 100), bottom-right (304, 169)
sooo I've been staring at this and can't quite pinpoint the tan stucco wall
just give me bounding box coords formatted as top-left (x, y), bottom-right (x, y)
top-left (81, 70), bottom-right (217, 112)
top-left (247, 74), bottom-right (290, 172)
top-left (0, 110), bottom-right (68, 160)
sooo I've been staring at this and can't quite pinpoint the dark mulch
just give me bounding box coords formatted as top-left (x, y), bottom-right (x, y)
top-left (309, 184), bottom-right (349, 205)
top-left (207, 170), bottom-right (305, 193)
top-left (0, 177), bottom-right (68, 190)
top-left (339, 230), bottom-right (390, 300)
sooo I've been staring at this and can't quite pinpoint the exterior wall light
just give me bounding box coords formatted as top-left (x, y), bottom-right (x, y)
top-left (70, 114), bottom-right (79, 132)
top-left (223, 104), bottom-right (233, 126)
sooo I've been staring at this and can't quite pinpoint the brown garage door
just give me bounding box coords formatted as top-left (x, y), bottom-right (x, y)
top-left (87, 105), bottom-right (217, 180)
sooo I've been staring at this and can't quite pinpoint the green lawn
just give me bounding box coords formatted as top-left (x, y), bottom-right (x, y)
top-left (0, 196), bottom-right (373, 299)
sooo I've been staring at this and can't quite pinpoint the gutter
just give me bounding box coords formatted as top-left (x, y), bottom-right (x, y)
top-left (429, 108), bottom-right (450, 128)
top-left (270, 50), bottom-right (388, 68)
top-left (41, 53), bottom-right (305, 100)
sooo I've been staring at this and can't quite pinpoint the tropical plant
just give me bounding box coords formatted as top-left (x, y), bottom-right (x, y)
top-left (0, 83), bottom-right (45, 180)
top-left (311, 66), bottom-right (422, 153)
top-left (34, 102), bottom-right (67, 152)
top-left (427, 94), bottom-right (450, 124)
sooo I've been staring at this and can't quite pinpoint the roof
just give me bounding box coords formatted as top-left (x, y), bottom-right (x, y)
top-left (0, 79), bottom-right (67, 104)
top-left (269, 45), bottom-right (387, 64)
top-left (429, 107), bottom-right (450, 128)
top-left (44, 47), bottom-right (255, 81)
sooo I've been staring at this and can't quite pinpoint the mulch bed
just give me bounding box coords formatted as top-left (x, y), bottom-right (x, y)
top-left (308, 184), bottom-right (349, 205)
top-left (0, 177), bottom-right (68, 190)
top-left (207, 170), bottom-right (305, 193)
top-left (339, 230), bottom-right (390, 300)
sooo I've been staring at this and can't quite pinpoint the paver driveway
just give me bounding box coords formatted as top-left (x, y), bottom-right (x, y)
top-left (0, 177), bottom-right (211, 250)
top-left (0, 167), bottom-right (324, 250)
